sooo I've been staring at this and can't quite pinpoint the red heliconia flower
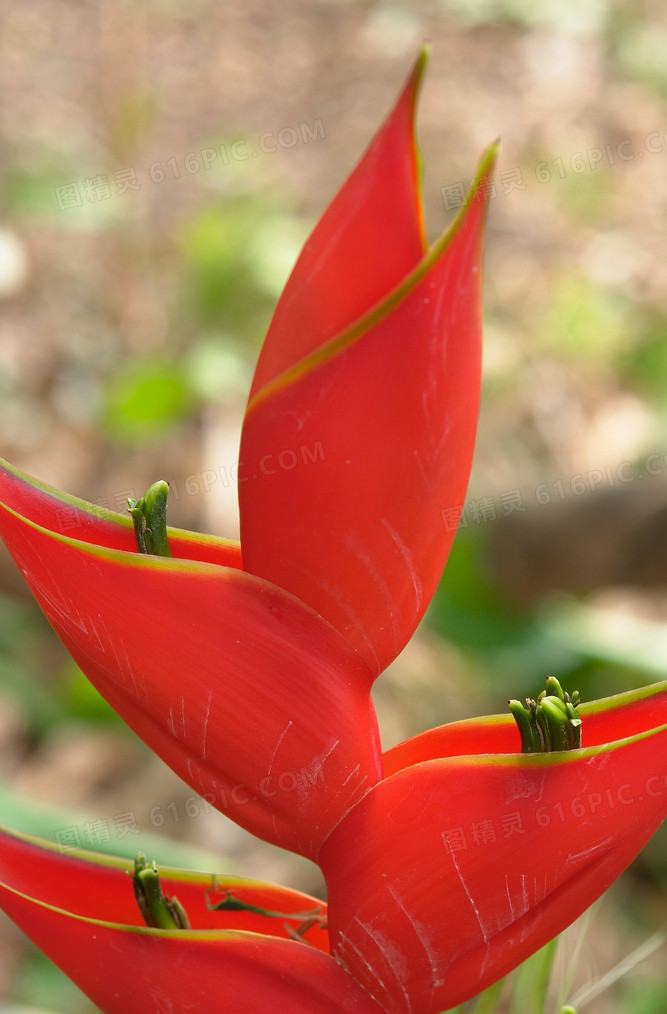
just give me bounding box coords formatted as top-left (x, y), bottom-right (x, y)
top-left (0, 825), bottom-right (385, 1014)
top-left (321, 681), bottom-right (667, 1014)
top-left (3, 44), bottom-right (665, 1014)
top-left (0, 49), bottom-right (497, 861)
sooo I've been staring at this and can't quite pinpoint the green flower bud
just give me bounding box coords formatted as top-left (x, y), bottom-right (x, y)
top-left (128, 480), bottom-right (172, 557)
top-left (132, 853), bottom-right (189, 930)
top-left (509, 677), bottom-right (582, 754)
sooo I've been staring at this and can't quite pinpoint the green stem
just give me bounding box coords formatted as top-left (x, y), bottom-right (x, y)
top-left (467, 978), bottom-right (505, 1013)
top-left (207, 889), bottom-right (325, 925)
top-left (533, 937), bottom-right (558, 1014)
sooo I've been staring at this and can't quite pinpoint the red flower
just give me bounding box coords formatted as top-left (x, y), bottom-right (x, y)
top-left (1, 46), bottom-right (665, 1014)
top-left (0, 50), bottom-right (496, 860)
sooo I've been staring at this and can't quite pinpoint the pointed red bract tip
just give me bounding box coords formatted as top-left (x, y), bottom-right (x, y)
top-left (248, 47), bottom-right (429, 402)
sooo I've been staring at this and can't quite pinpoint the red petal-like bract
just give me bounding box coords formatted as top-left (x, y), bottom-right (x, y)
top-left (322, 723), bottom-right (667, 1014)
top-left (0, 825), bottom-right (329, 947)
top-left (383, 680), bottom-right (667, 775)
top-left (0, 829), bottom-right (385, 1014)
top-left (241, 142), bottom-right (497, 674)
top-left (0, 482), bottom-right (382, 860)
top-left (0, 455), bottom-right (241, 567)
top-left (247, 50), bottom-right (427, 400)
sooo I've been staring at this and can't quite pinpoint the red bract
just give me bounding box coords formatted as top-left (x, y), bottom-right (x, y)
top-left (0, 50), bottom-right (496, 860)
top-left (241, 54), bottom-right (494, 673)
top-left (0, 460), bottom-right (381, 860)
top-left (321, 682), bottom-right (667, 1014)
top-left (0, 826), bottom-right (385, 1014)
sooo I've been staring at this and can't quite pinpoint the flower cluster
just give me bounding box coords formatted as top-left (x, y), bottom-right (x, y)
top-left (0, 49), bottom-right (666, 1014)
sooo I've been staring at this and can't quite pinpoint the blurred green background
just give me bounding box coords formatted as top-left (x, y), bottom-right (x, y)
top-left (1, 0), bottom-right (667, 1011)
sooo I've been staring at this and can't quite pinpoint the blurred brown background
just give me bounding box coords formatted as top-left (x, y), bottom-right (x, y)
top-left (2, 1), bottom-right (667, 1011)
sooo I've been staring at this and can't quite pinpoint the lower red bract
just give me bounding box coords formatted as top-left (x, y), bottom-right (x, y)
top-left (322, 721), bottom-right (667, 1014)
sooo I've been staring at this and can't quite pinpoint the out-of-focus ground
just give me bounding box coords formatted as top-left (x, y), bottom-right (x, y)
top-left (1, 1), bottom-right (667, 1011)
